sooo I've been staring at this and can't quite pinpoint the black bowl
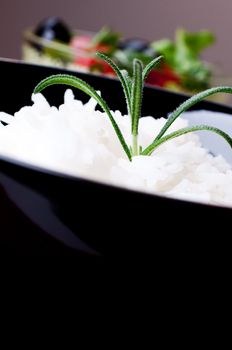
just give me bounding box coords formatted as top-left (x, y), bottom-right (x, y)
top-left (0, 59), bottom-right (232, 264)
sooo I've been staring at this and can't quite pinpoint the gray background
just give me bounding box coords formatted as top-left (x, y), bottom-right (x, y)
top-left (0, 0), bottom-right (232, 73)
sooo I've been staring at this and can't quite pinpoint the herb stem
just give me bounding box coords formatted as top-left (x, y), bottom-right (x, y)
top-left (132, 134), bottom-right (139, 156)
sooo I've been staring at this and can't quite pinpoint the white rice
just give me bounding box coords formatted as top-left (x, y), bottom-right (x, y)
top-left (0, 89), bottom-right (232, 207)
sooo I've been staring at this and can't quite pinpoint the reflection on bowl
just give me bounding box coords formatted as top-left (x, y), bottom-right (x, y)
top-left (0, 59), bottom-right (232, 265)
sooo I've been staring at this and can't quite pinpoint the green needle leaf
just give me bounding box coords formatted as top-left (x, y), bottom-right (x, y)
top-left (154, 86), bottom-right (232, 141)
top-left (96, 52), bottom-right (132, 116)
top-left (131, 59), bottom-right (143, 136)
top-left (34, 74), bottom-right (132, 161)
top-left (142, 124), bottom-right (232, 156)
top-left (142, 55), bottom-right (163, 81)
top-left (121, 69), bottom-right (132, 94)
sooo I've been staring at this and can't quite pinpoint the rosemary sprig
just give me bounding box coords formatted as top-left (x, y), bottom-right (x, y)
top-left (34, 54), bottom-right (232, 161)
top-left (142, 56), bottom-right (163, 80)
top-left (154, 86), bottom-right (232, 141)
top-left (142, 125), bottom-right (232, 155)
top-left (96, 52), bottom-right (132, 116)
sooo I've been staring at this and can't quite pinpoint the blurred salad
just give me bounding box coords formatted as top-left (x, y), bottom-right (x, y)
top-left (24, 17), bottom-right (216, 93)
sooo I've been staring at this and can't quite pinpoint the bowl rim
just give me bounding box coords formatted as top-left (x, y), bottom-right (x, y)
top-left (2, 57), bottom-right (232, 109)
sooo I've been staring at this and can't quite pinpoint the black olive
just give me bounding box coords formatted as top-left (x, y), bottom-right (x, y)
top-left (29, 17), bottom-right (71, 52)
top-left (34, 17), bottom-right (71, 43)
top-left (118, 38), bottom-right (150, 53)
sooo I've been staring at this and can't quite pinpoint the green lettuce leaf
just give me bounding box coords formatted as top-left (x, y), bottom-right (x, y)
top-left (151, 29), bottom-right (215, 91)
